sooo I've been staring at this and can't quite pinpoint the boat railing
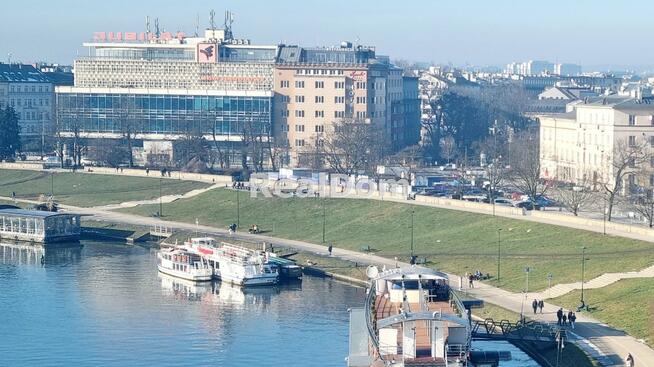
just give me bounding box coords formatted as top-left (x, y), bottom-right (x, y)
top-left (364, 280), bottom-right (383, 360)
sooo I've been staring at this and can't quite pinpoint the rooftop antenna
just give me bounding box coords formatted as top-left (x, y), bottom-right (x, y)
top-left (224, 10), bottom-right (234, 39)
top-left (210, 9), bottom-right (216, 31)
top-left (146, 16), bottom-right (151, 35)
top-left (7, 52), bottom-right (11, 64)
top-left (195, 13), bottom-right (199, 37)
top-left (154, 18), bottom-right (161, 39)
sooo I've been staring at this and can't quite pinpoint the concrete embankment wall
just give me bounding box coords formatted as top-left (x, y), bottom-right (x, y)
top-left (0, 162), bottom-right (233, 185)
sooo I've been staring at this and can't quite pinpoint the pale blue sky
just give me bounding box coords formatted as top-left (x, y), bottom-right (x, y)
top-left (0, 0), bottom-right (651, 68)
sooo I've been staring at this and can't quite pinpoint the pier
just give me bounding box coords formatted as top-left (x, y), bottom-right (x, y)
top-left (0, 209), bottom-right (82, 243)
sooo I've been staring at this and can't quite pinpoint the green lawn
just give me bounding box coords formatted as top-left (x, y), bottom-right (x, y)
top-left (552, 278), bottom-right (654, 347)
top-left (0, 169), bottom-right (209, 207)
top-left (117, 188), bottom-right (654, 293)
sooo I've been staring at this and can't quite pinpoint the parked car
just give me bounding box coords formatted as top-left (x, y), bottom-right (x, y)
top-left (513, 200), bottom-right (540, 210)
top-left (493, 198), bottom-right (513, 206)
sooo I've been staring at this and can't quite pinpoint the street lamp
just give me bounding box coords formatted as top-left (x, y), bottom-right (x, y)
top-left (236, 187), bottom-right (240, 228)
top-left (410, 209), bottom-right (415, 261)
top-left (322, 197), bottom-right (326, 244)
top-left (580, 246), bottom-right (587, 310)
top-left (50, 172), bottom-right (55, 197)
top-left (159, 178), bottom-right (163, 217)
top-left (524, 266), bottom-right (531, 295)
top-left (497, 228), bottom-right (502, 282)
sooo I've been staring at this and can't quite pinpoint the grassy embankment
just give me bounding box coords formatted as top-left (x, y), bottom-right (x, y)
top-left (118, 188), bottom-right (654, 292)
top-left (0, 169), bottom-right (209, 207)
top-left (116, 188), bottom-right (654, 344)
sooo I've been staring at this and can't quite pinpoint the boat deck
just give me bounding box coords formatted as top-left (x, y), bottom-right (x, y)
top-left (374, 295), bottom-right (456, 365)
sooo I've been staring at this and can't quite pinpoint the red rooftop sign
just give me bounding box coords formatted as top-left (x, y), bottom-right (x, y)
top-left (93, 32), bottom-right (186, 42)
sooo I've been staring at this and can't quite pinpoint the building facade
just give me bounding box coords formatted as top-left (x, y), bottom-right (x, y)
top-left (0, 63), bottom-right (55, 152)
top-left (539, 96), bottom-right (654, 191)
top-left (273, 44), bottom-right (419, 166)
top-left (56, 29), bottom-right (275, 167)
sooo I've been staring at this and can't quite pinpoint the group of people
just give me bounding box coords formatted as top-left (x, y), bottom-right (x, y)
top-left (232, 181), bottom-right (246, 190)
top-left (465, 270), bottom-right (487, 288)
top-left (531, 299), bottom-right (545, 314)
top-left (556, 308), bottom-right (577, 329)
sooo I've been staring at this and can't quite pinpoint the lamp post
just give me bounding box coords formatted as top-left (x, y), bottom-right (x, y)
top-left (159, 178), bottom-right (163, 217)
top-left (580, 246), bottom-right (587, 309)
top-left (236, 187), bottom-right (240, 228)
top-left (524, 266), bottom-right (531, 295)
top-left (497, 228), bottom-right (502, 282)
top-left (322, 197), bottom-right (326, 244)
top-left (410, 209), bottom-right (415, 260)
top-left (50, 172), bottom-right (55, 197)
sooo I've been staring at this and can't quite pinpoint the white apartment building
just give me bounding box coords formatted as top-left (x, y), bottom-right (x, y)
top-left (539, 96), bottom-right (654, 190)
top-left (0, 63), bottom-right (55, 152)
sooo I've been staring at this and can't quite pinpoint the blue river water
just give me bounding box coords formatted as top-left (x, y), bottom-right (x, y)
top-left (0, 240), bottom-right (364, 367)
top-left (0, 240), bottom-right (539, 367)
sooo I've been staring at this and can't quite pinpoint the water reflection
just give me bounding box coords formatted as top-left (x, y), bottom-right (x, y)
top-left (0, 239), bottom-right (365, 367)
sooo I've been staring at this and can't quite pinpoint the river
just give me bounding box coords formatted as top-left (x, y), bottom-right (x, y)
top-left (0, 239), bottom-right (539, 367)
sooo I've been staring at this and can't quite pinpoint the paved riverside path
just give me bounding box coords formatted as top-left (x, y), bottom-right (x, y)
top-left (34, 203), bottom-right (650, 367)
top-left (536, 264), bottom-right (654, 299)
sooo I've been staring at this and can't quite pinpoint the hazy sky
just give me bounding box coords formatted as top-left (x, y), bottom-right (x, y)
top-left (1, 0), bottom-right (652, 67)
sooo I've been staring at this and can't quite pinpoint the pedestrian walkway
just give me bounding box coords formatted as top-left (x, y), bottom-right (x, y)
top-left (535, 264), bottom-right (654, 299)
top-left (89, 184), bottom-right (222, 210)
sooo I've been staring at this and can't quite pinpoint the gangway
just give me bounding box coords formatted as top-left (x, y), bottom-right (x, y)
top-left (472, 318), bottom-right (563, 343)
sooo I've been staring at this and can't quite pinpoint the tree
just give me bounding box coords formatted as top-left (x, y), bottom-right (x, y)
top-left (603, 138), bottom-right (649, 221)
top-left (508, 130), bottom-right (548, 202)
top-left (240, 118), bottom-right (269, 174)
top-left (175, 126), bottom-right (209, 172)
top-left (439, 135), bottom-right (457, 164)
top-left (88, 139), bottom-right (128, 167)
top-left (117, 96), bottom-right (140, 168)
top-left (552, 175), bottom-right (594, 216)
top-left (319, 119), bottom-right (387, 175)
top-left (0, 107), bottom-right (21, 160)
top-left (631, 188), bottom-right (654, 227)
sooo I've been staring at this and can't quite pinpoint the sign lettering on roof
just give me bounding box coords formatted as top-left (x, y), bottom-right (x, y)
top-left (93, 32), bottom-right (186, 42)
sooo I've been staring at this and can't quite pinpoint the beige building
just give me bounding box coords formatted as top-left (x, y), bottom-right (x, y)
top-left (539, 96), bottom-right (654, 190)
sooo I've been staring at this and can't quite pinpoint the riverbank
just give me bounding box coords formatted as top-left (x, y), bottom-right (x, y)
top-left (79, 221), bottom-right (595, 366)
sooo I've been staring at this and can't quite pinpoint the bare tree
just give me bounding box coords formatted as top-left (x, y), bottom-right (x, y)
top-left (508, 130), bottom-right (548, 202)
top-left (552, 174), bottom-right (594, 216)
top-left (439, 135), bottom-right (457, 164)
top-left (319, 119), bottom-right (387, 175)
top-left (117, 96), bottom-right (140, 168)
top-left (603, 138), bottom-right (649, 221)
top-left (240, 118), bottom-right (269, 173)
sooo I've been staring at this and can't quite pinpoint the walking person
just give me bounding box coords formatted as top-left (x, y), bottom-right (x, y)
top-left (468, 274), bottom-right (474, 288)
top-left (562, 312), bottom-right (567, 326)
top-left (569, 312), bottom-right (576, 329)
top-left (626, 353), bottom-right (634, 367)
top-left (538, 299), bottom-right (544, 314)
top-left (556, 308), bottom-right (563, 326)
top-left (327, 244), bottom-right (333, 256)
top-left (532, 299), bottom-right (538, 314)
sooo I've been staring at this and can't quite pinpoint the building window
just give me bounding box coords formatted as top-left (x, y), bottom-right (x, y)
top-left (356, 96), bottom-right (366, 104)
top-left (280, 95), bottom-right (290, 103)
top-left (295, 124), bottom-right (305, 132)
top-left (315, 96), bottom-right (324, 103)
top-left (334, 81), bottom-right (345, 89)
top-left (357, 111), bottom-right (366, 119)
top-left (295, 110), bottom-right (305, 118)
top-left (334, 96), bottom-right (345, 103)
top-left (281, 124), bottom-right (289, 132)
top-left (315, 110), bottom-right (324, 118)
top-left (629, 135), bottom-right (636, 147)
top-left (295, 139), bottom-right (305, 147)
top-left (356, 82), bottom-right (366, 89)
top-left (280, 80), bottom-right (290, 88)
top-left (315, 125), bottom-right (324, 133)
top-left (629, 115), bottom-right (636, 126)
top-left (282, 110), bottom-right (289, 117)
top-left (315, 81), bottom-right (324, 88)
top-left (295, 81), bottom-right (305, 88)
top-left (334, 111), bottom-right (345, 118)
top-left (295, 95), bottom-right (304, 103)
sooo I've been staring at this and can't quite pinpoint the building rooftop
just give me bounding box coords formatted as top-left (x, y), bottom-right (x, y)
top-left (0, 209), bottom-right (78, 218)
top-left (0, 63), bottom-right (52, 83)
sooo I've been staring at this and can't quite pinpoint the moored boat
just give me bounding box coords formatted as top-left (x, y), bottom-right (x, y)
top-left (157, 247), bottom-right (213, 282)
top-left (184, 237), bottom-right (279, 286)
top-left (347, 266), bottom-right (472, 367)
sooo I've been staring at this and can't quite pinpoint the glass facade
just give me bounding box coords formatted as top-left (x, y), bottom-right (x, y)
top-left (56, 93), bottom-right (271, 136)
top-left (94, 48), bottom-right (195, 61)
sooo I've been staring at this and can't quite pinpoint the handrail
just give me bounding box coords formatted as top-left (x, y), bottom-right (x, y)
top-left (364, 280), bottom-right (383, 359)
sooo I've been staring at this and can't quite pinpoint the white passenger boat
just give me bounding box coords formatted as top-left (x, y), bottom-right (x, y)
top-left (157, 247), bottom-right (213, 282)
top-left (184, 237), bottom-right (279, 286)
